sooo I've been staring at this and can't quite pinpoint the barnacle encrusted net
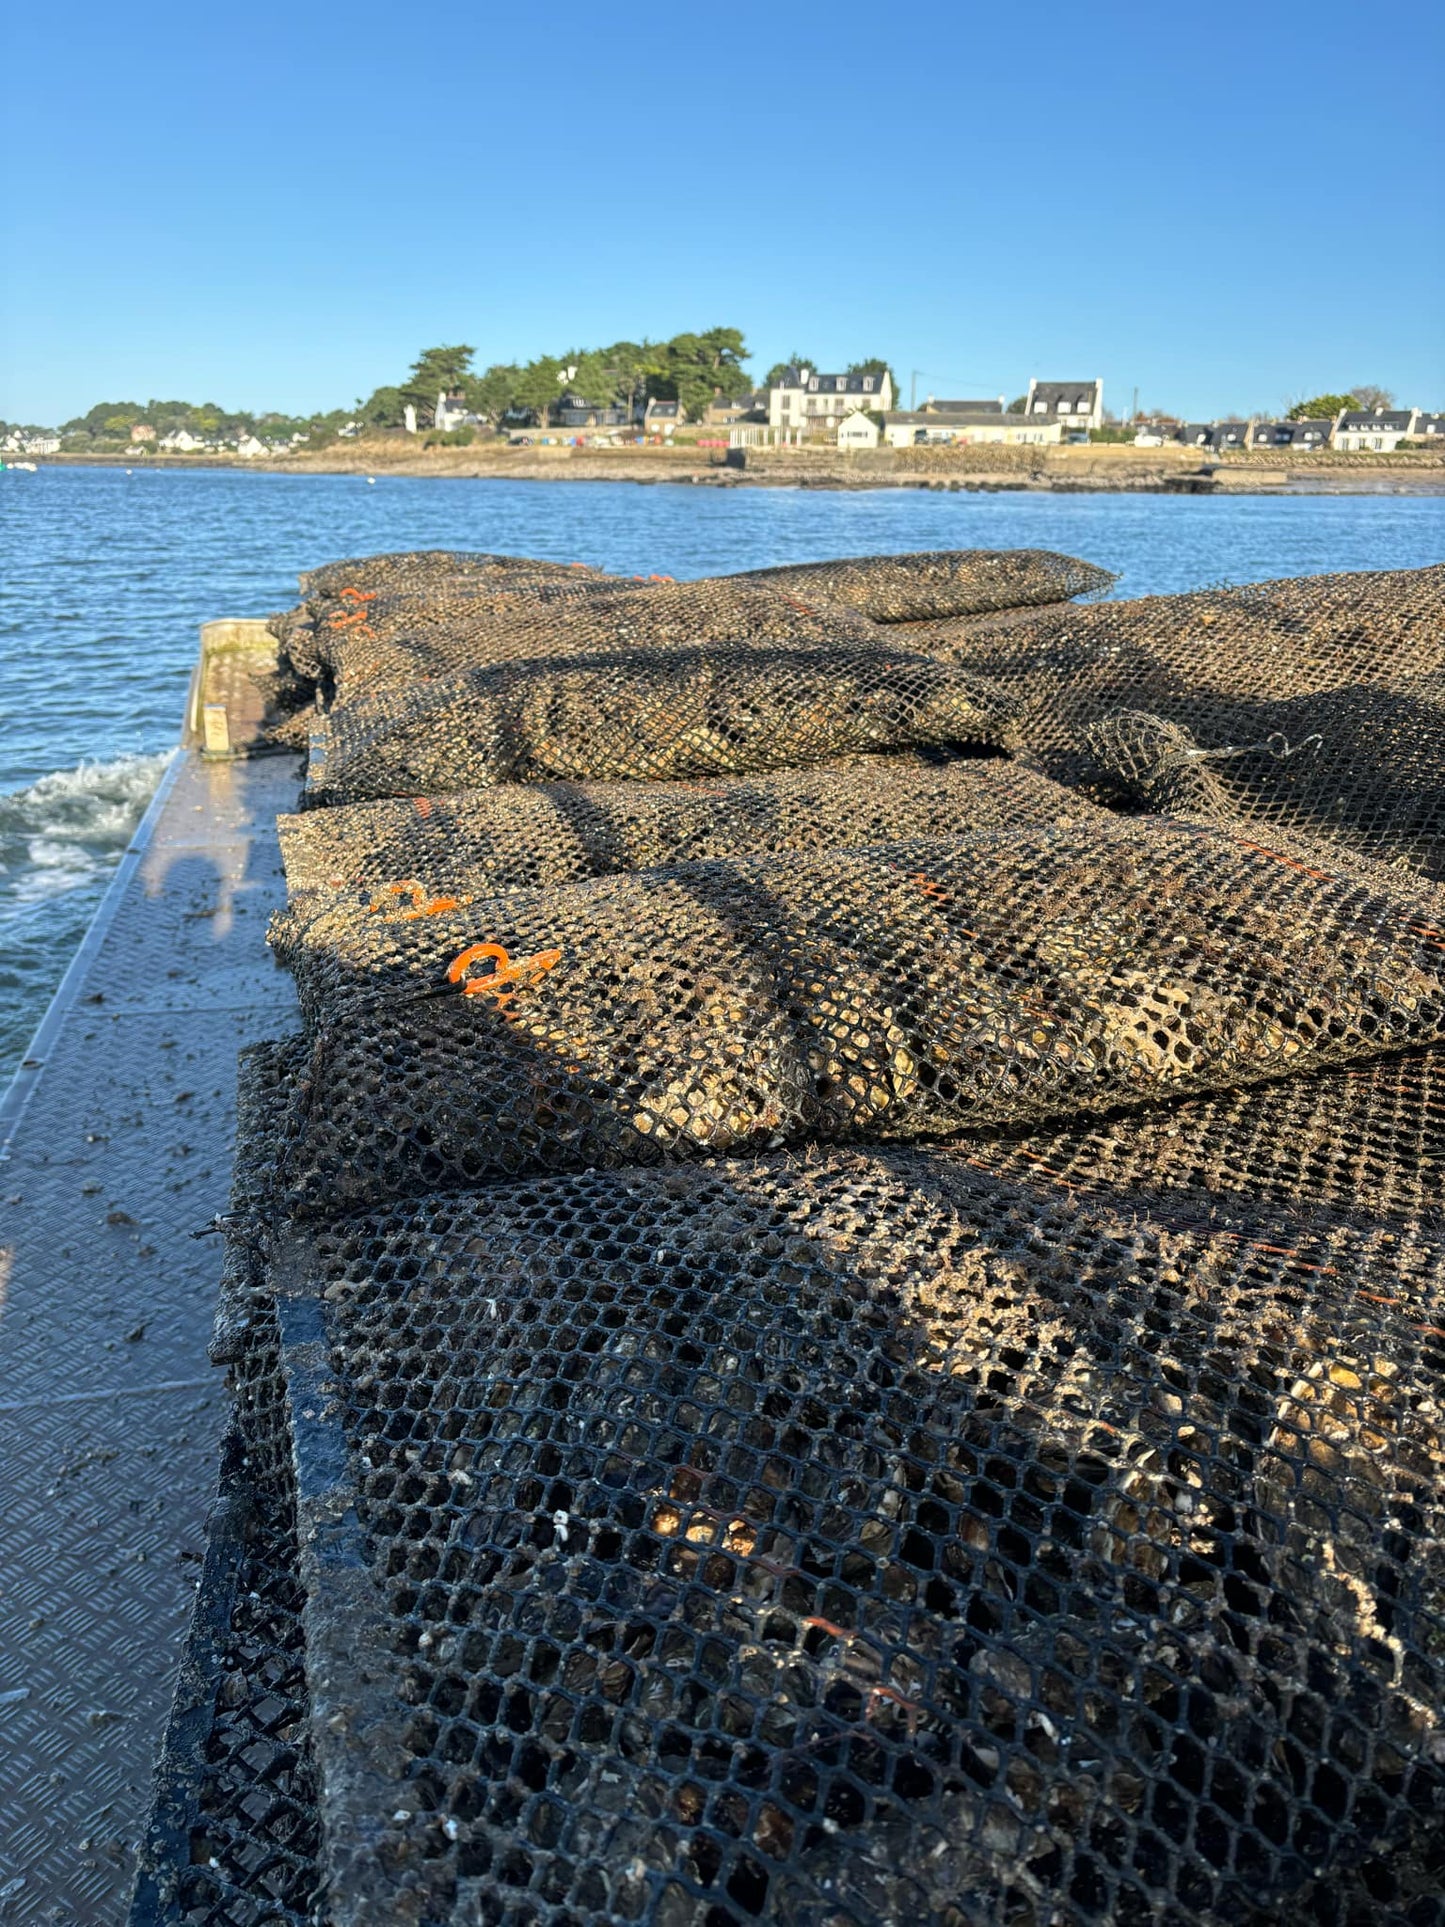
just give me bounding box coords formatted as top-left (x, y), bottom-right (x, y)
top-left (734, 548), bottom-right (1116, 620)
top-left (304, 578), bottom-right (890, 704)
top-left (272, 755), bottom-right (1108, 924)
top-left (302, 641), bottom-right (1022, 804)
top-left (928, 567), bottom-right (1445, 879)
top-left (269, 817), bottom-right (1445, 1219)
top-left (140, 554), bottom-right (1445, 1927)
top-left (263, 1147), bottom-right (1444, 1926)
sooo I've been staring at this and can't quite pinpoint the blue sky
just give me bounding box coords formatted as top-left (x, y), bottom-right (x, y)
top-left (2, 0), bottom-right (1441, 425)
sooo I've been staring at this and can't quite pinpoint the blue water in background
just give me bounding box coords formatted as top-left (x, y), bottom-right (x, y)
top-left (0, 463), bottom-right (1442, 1075)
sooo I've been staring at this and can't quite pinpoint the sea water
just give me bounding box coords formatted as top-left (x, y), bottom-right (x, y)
top-left (1, 463), bottom-right (1442, 1077)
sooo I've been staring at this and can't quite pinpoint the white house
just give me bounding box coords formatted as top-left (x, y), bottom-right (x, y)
top-left (881, 411), bottom-right (1062, 449)
top-left (235, 434), bottom-right (267, 459)
top-left (1333, 408), bottom-right (1418, 452)
top-left (1414, 414), bottom-right (1444, 441)
top-left (1024, 379), bottom-right (1104, 433)
top-left (159, 428), bottom-right (202, 452)
top-left (434, 391), bottom-right (471, 432)
top-left (836, 410), bottom-right (881, 449)
top-left (769, 365), bottom-right (894, 438)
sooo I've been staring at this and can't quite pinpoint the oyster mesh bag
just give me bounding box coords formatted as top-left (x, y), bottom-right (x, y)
top-left (269, 816), bottom-right (1445, 1219)
top-left (930, 567), bottom-right (1445, 877)
top-left (273, 755), bottom-right (1108, 923)
top-left (262, 1145), bottom-right (1444, 1927)
top-left (733, 548), bottom-right (1116, 620)
top-left (306, 579), bottom-right (890, 706)
top-left (262, 557), bottom-right (621, 741)
top-left (144, 558), bottom-right (1445, 1927)
top-left (303, 638), bottom-right (1022, 805)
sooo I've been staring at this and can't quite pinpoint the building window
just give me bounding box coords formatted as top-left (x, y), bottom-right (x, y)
top-left (1033, 400), bottom-right (1047, 413)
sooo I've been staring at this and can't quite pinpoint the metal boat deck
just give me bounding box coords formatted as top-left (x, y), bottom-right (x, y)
top-left (0, 630), bottom-right (296, 1922)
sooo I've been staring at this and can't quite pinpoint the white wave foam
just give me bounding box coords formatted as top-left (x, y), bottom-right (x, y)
top-left (0, 753), bottom-right (169, 849)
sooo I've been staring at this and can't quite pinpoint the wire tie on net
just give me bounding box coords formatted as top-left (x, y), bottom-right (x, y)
top-left (1163, 730), bottom-right (1324, 770)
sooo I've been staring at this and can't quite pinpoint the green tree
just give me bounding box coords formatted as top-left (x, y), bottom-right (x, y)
top-left (1006, 395), bottom-right (1028, 414)
top-left (358, 385), bottom-right (406, 429)
top-left (61, 400), bottom-right (147, 439)
top-left (1287, 393), bottom-right (1354, 420)
top-left (649, 328), bottom-right (751, 419)
top-left (400, 345), bottom-right (477, 427)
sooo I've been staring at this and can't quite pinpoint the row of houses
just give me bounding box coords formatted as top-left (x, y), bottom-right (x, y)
top-left (721, 370), bottom-right (1106, 450)
top-left (1135, 408), bottom-right (1444, 453)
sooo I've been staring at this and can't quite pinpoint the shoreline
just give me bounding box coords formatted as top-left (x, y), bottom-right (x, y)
top-left (28, 443), bottom-right (1445, 495)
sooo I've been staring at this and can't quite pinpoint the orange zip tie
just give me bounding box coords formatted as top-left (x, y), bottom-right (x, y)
top-left (336, 587), bottom-right (377, 601)
top-left (369, 879), bottom-right (460, 920)
top-left (328, 609), bottom-right (372, 630)
top-left (1231, 836), bottom-right (1335, 884)
top-left (447, 940), bottom-right (562, 1016)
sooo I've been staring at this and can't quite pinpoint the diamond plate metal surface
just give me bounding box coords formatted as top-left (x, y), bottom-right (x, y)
top-left (0, 752), bottom-right (299, 1925)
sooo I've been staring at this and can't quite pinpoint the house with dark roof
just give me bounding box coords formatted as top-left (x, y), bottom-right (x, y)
top-left (1165, 421), bottom-right (1250, 450)
top-left (1334, 408), bottom-right (1417, 452)
top-left (556, 394), bottom-right (629, 429)
top-left (768, 366), bottom-right (895, 437)
top-left (641, 398), bottom-right (682, 435)
top-left (921, 396), bottom-right (1005, 415)
top-left (1413, 413), bottom-right (1445, 441)
top-left (1250, 419), bottom-right (1333, 450)
top-left (703, 390), bottom-right (766, 426)
top-left (881, 411), bottom-right (1062, 448)
top-left (1024, 379), bottom-right (1104, 432)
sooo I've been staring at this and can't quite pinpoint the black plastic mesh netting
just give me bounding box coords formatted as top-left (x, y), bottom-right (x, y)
top-left (733, 549), bottom-right (1116, 621)
top-left (272, 755), bottom-right (1108, 928)
top-left (131, 1045), bottom-right (321, 1927)
top-left (924, 567), bottom-right (1445, 879)
top-left (276, 574), bottom-right (640, 695)
top-left (139, 555), bottom-right (1445, 1927)
top-left (303, 640), bottom-right (1021, 805)
top-left (128, 1350), bottom-right (320, 1927)
top-left (302, 579), bottom-right (889, 708)
top-left (267, 552), bottom-right (609, 670)
top-left (268, 816), bottom-right (1445, 1219)
top-left (267, 1146), bottom-right (1445, 1926)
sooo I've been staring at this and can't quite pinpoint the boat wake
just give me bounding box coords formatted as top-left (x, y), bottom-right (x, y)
top-left (0, 753), bottom-right (168, 884)
top-left (0, 753), bottom-right (169, 1075)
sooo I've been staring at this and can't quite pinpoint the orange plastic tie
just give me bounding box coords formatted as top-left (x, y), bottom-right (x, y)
top-left (369, 879), bottom-right (459, 921)
top-left (337, 586), bottom-right (377, 601)
top-left (447, 940), bottom-right (562, 1015)
top-left (1232, 835), bottom-right (1334, 884)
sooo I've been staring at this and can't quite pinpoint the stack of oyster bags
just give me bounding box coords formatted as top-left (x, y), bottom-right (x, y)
top-left (130, 547), bottom-right (1445, 1927)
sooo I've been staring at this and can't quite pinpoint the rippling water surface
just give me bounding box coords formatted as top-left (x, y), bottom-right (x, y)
top-left (1, 463), bottom-right (1442, 1076)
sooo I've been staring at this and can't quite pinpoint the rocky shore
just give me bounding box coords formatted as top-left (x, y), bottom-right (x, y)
top-left (43, 438), bottom-right (1445, 493)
